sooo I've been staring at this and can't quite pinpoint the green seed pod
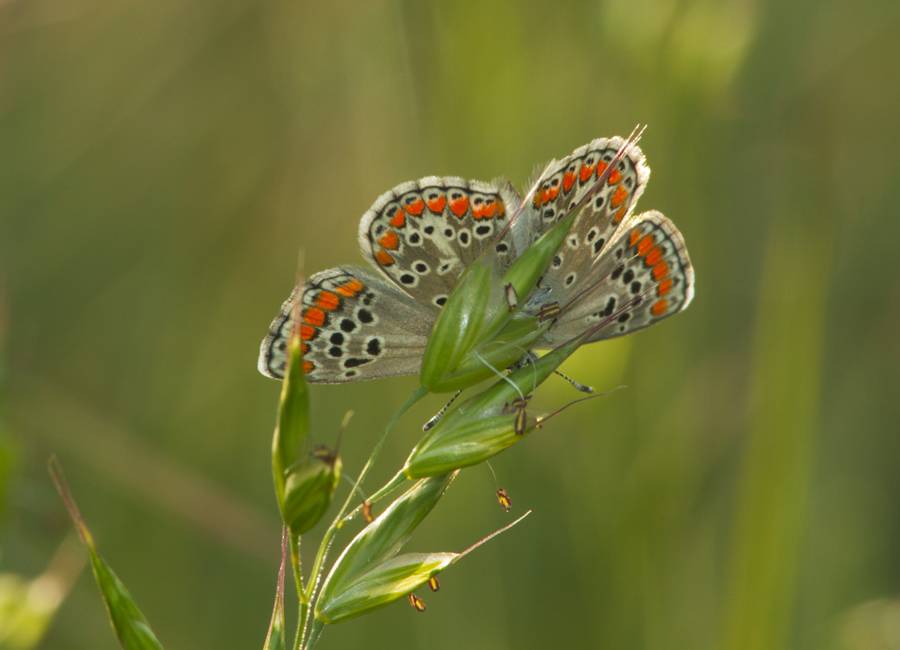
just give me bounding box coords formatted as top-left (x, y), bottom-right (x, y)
top-left (419, 257), bottom-right (499, 391)
top-left (282, 446), bottom-right (341, 535)
top-left (315, 473), bottom-right (455, 622)
top-left (423, 316), bottom-right (550, 393)
top-left (420, 216), bottom-right (575, 393)
top-left (404, 410), bottom-right (539, 479)
top-left (272, 297), bottom-right (309, 511)
top-left (404, 337), bottom-right (584, 478)
top-left (315, 552), bottom-right (457, 623)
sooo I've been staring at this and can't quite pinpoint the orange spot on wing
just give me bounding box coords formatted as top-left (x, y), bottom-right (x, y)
top-left (637, 234), bottom-right (654, 255)
top-left (378, 230), bottom-right (399, 250)
top-left (303, 307), bottom-right (325, 327)
top-left (533, 192), bottom-right (542, 208)
top-left (610, 185), bottom-right (629, 208)
top-left (336, 279), bottom-right (363, 297)
top-left (579, 162), bottom-right (596, 182)
top-left (315, 291), bottom-right (339, 310)
top-left (651, 299), bottom-right (669, 316)
top-left (449, 194), bottom-right (469, 218)
top-left (563, 171), bottom-right (576, 192)
top-left (548, 184), bottom-right (560, 201)
top-left (608, 169), bottom-right (622, 185)
top-left (497, 201), bottom-right (505, 216)
top-left (389, 209), bottom-right (406, 228)
top-left (595, 160), bottom-right (608, 178)
top-left (652, 261), bottom-right (670, 281)
top-left (300, 324), bottom-right (316, 341)
top-left (473, 199), bottom-right (497, 219)
top-left (541, 186), bottom-right (550, 204)
top-left (426, 194), bottom-right (447, 214)
top-left (629, 229), bottom-right (641, 247)
top-left (375, 250), bottom-right (395, 266)
top-left (657, 278), bottom-right (673, 296)
top-left (403, 198), bottom-right (425, 216)
top-left (613, 206), bottom-right (627, 223)
top-left (301, 343), bottom-right (308, 354)
top-left (645, 246), bottom-right (663, 266)
top-left (302, 360), bottom-right (314, 374)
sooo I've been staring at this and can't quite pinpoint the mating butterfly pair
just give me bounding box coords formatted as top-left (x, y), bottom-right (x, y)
top-left (259, 136), bottom-right (693, 384)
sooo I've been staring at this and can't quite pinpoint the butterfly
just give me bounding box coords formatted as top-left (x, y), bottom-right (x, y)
top-left (259, 136), bottom-right (694, 384)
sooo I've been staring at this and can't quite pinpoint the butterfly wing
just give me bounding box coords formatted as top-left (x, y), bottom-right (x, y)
top-left (544, 211), bottom-right (694, 344)
top-left (259, 266), bottom-right (436, 383)
top-left (521, 137), bottom-right (650, 310)
top-left (358, 176), bottom-right (525, 310)
top-left (260, 137), bottom-right (693, 384)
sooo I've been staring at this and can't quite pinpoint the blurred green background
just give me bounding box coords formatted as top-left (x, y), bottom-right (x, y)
top-left (1, 0), bottom-right (899, 648)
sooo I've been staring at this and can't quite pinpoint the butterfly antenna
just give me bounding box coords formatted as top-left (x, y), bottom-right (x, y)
top-left (423, 390), bottom-right (462, 431)
top-left (553, 370), bottom-right (594, 393)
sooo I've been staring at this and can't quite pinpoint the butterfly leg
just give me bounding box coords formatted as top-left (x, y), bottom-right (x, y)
top-left (509, 350), bottom-right (594, 394)
top-left (423, 390), bottom-right (463, 431)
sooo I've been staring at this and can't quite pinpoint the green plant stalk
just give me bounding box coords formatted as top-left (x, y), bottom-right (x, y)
top-left (721, 220), bottom-right (829, 650)
top-left (339, 470), bottom-right (407, 526)
top-left (297, 385), bottom-right (428, 648)
top-left (294, 578), bottom-right (306, 650)
top-left (290, 533), bottom-right (304, 607)
top-left (304, 619), bottom-right (324, 650)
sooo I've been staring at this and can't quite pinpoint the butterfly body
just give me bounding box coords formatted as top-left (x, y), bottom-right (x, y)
top-left (259, 137), bottom-right (694, 384)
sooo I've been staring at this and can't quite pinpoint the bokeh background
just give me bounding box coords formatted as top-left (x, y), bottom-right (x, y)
top-left (2, 0), bottom-right (899, 648)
